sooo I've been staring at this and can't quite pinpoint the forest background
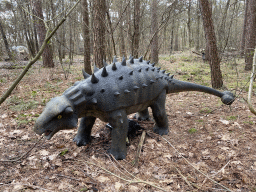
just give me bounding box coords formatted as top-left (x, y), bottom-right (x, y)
top-left (0, 0), bottom-right (256, 191)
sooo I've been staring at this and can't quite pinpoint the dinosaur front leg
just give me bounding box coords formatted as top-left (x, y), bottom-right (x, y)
top-left (108, 110), bottom-right (128, 160)
top-left (151, 90), bottom-right (169, 135)
top-left (134, 108), bottom-right (150, 121)
top-left (73, 116), bottom-right (96, 146)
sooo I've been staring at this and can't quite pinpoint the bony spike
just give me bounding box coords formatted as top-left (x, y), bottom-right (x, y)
top-left (101, 67), bottom-right (108, 77)
top-left (130, 57), bottom-right (134, 64)
top-left (91, 73), bottom-right (99, 84)
top-left (93, 64), bottom-right (99, 73)
top-left (113, 56), bottom-right (117, 63)
top-left (121, 56), bottom-right (126, 66)
top-left (103, 59), bottom-right (108, 67)
top-left (114, 92), bottom-right (120, 96)
top-left (82, 69), bottom-right (90, 79)
top-left (112, 63), bottom-right (117, 70)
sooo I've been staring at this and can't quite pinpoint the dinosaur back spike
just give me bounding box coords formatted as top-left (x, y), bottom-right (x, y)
top-left (112, 63), bottom-right (117, 70)
top-left (139, 56), bottom-right (143, 62)
top-left (101, 67), bottom-right (108, 77)
top-left (91, 73), bottom-right (99, 84)
top-left (103, 59), bottom-right (108, 67)
top-left (82, 69), bottom-right (90, 79)
top-left (130, 57), bottom-right (134, 64)
top-left (113, 56), bottom-right (117, 63)
top-left (121, 56), bottom-right (126, 66)
top-left (93, 64), bottom-right (99, 73)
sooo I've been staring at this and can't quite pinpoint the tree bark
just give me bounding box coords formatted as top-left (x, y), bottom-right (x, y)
top-left (244, 0), bottom-right (256, 71)
top-left (82, 0), bottom-right (92, 74)
top-left (0, 19), bottom-right (13, 60)
top-left (195, 0), bottom-right (200, 51)
top-left (118, 1), bottom-right (126, 58)
top-left (150, 0), bottom-right (158, 64)
top-left (33, 0), bottom-right (54, 68)
top-left (133, 0), bottom-right (140, 58)
top-left (93, 0), bottom-right (106, 68)
top-left (187, 0), bottom-right (192, 48)
top-left (199, 0), bottom-right (223, 88)
top-left (240, 0), bottom-right (249, 56)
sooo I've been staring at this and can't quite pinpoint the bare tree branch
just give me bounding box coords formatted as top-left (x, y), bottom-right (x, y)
top-left (0, 0), bottom-right (81, 105)
top-left (247, 48), bottom-right (256, 115)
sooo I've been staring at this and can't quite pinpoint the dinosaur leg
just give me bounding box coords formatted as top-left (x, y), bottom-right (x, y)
top-left (108, 110), bottom-right (128, 160)
top-left (134, 108), bottom-right (150, 121)
top-left (150, 90), bottom-right (169, 135)
top-left (73, 116), bottom-right (96, 146)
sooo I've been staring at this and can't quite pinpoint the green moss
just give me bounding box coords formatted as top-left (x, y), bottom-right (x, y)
top-left (199, 107), bottom-right (213, 114)
top-left (188, 128), bottom-right (197, 134)
top-left (226, 116), bottom-right (238, 120)
top-left (59, 149), bottom-right (69, 156)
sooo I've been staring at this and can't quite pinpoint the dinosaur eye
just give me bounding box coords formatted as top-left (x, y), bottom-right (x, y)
top-left (57, 115), bottom-right (62, 119)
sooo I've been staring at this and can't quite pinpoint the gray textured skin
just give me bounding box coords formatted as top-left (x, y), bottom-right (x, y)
top-left (34, 57), bottom-right (235, 160)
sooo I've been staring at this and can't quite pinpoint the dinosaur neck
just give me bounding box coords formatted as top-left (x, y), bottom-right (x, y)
top-left (168, 79), bottom-right (224, 98)
top-left (63, 85), bottom-right (87, 116)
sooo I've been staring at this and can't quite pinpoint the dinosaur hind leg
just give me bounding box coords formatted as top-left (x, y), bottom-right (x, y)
top-left (108, 110), bottom-right (128, 160)
top-left (73, 116), bottom-right (96, 146)
top-left (150, 90), bottom-right (169, 135)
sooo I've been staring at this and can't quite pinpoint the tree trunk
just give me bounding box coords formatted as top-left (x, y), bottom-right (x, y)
top-left (133, 0), bottom-right (140, 58)
top-left (199, 0), bottom-right (223, 88)
top-left (195, 0), bottom-right (200, 51)
top-left (150, 0), bottom-right (158, 64)
top-left (240, 0), bottom-right (249, 56)
top-left (93, 0), bottom-right (106, 68)
top-left (187, 0), bottom-right (192, 48)
top-left (244, 0), bottom-right (256, 71)
top-left (217, 0), bottom-right (230, 52)
top-left (33, 0), bottom-right (54, 68)
top-left (82, 0), bottom-right (92, 74)
top-left (0, 19), bottom-right (13, 60)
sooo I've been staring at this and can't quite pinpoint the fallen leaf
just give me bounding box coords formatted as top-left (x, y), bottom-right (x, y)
top-left (219, 119), bottom-right (229, 125)
top-left (221, 134), bottom-right (230, 141)
top-left (39, 149), bottom-right (49, 156)
top-left (21, 135), bottom-right (29, 140)
top-left (97, 176), bottom-right (110, 182)
top-left (1, 114), bottom-right (7, 118)
top-left (115, 182), bottom-right (123, 191)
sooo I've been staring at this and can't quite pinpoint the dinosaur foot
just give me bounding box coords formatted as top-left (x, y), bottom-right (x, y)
top-left (153, 125), bottom-right (169, 136)
top-left (73, 135), bottom-right (91, 147)
top-left (108, 148), bottom-right (127, 160)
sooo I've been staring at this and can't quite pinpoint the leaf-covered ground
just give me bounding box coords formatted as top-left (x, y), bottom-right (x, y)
top-left (0, 53), bottom-right (255, 191)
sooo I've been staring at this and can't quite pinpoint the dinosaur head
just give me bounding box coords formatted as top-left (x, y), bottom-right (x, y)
top-left (34, 95), bottom-right (78, 139)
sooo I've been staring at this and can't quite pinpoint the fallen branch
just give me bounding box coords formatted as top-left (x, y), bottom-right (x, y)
top-left (133, 131), bottom-right (146, 167)
top-left (0, 0), bottom-right (81, 105)
top-left (0, 183), bottom-right (52, 191)
top-left (161, 136), bottom-right (233, 192)
top-left (173, 165), bottom-right (196, 190)
top-left (81, 160), bottom-right (167, 192)
top-left (0, 136), bottom-right (44, 163)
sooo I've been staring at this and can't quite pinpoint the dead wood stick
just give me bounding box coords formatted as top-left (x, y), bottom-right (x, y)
top-left (0, 136), bottom-right (44, 162)
top-left (133, 131), bottom-right (146, 167)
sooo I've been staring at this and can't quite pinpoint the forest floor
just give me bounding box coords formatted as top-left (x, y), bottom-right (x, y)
top-left (0, 52), bottom-right (255, 192)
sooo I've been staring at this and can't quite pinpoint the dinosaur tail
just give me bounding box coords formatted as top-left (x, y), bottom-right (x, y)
top-left (167, 78), bottom-right (235, 105)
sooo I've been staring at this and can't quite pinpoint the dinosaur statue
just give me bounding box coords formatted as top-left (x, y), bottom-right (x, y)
top-left (34, 56), bottom-right (234, 160)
